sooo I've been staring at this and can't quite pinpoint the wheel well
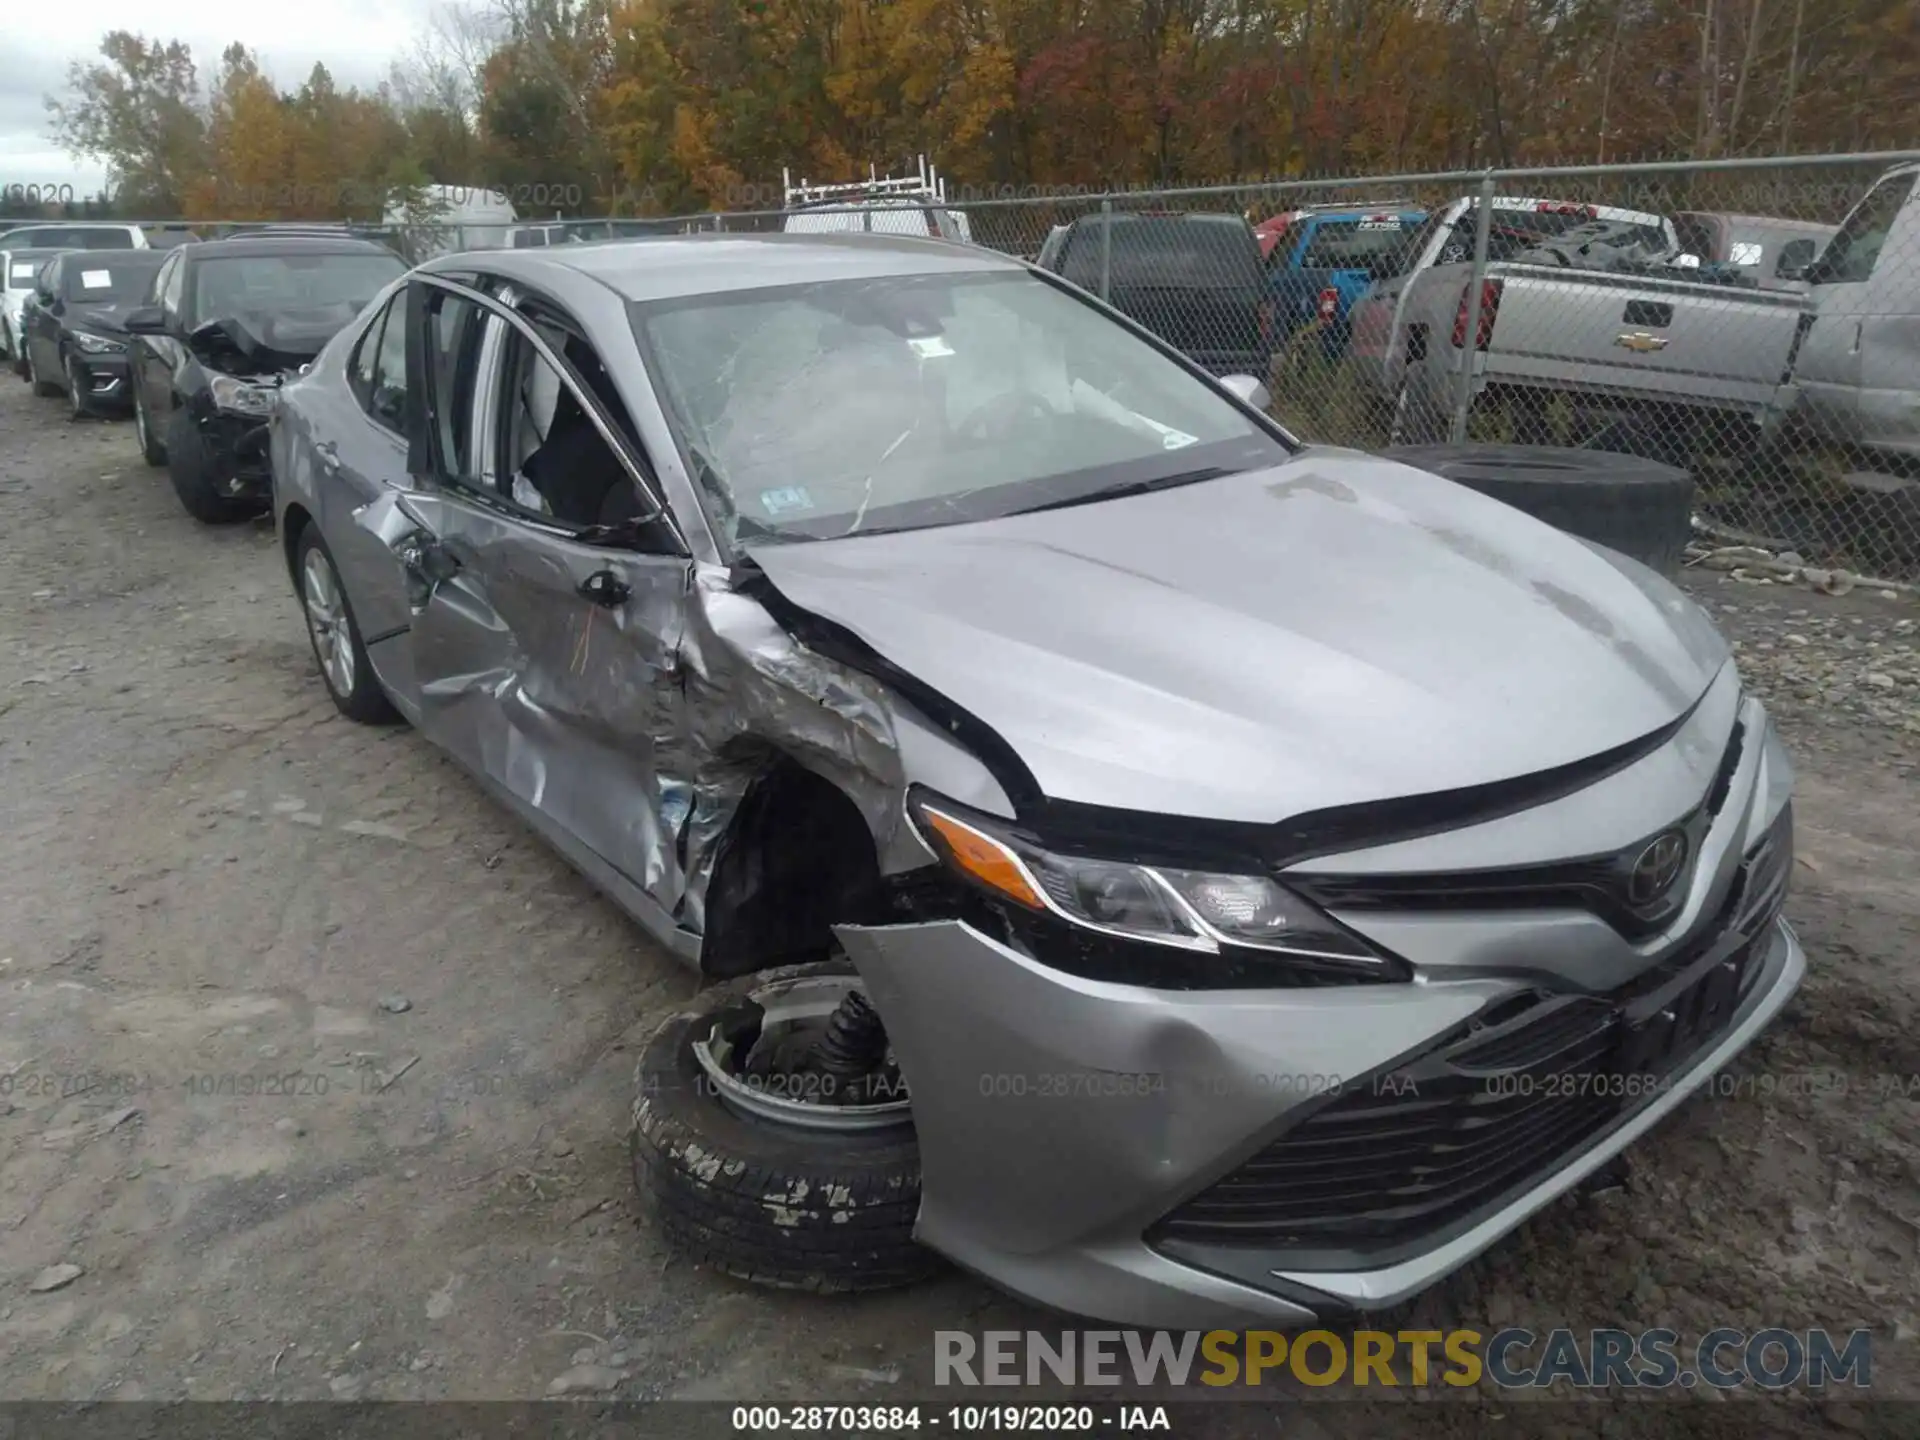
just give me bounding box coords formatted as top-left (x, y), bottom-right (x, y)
top-left (281, 504), bottom-right (313, 588)
top-left (699, 758), bottom-right (887, 981)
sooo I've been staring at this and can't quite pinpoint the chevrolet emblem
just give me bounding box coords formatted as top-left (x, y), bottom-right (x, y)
top-left (1614, 331), bottom-right (1670, 353)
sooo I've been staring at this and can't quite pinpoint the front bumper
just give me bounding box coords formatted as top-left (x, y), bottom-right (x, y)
top-left (197, 408), bottom-right (276, 496)
top-left (838, 693), bottom-right (1801, 1328)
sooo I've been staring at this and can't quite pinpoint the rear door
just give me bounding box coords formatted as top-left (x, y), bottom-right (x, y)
top-left (360, 274), bottom-right (700, 915)
top-left (1794, 168), bottom-right (1918, 443)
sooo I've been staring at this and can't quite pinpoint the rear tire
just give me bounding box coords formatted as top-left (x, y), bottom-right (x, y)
top-left (632, 961), bottom-right (936, 1294)
top-left (166, 406), bottom-right (256, 524)
top-left (134, 384), bottom-right (168, 466)
top-left (1384, 443), bottom-right (1696, 579)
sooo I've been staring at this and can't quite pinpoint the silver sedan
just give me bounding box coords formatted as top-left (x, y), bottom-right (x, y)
top-left (270, 233), bottom-right (1801, 1326)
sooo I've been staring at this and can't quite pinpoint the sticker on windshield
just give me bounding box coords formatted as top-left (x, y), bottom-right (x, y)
top-left (80, 269), bottom-right (112, 289)
top-left (907, 336), bottom-right (954, 359)
top-left (9, 266), bottom-right (34, 283)
top-left (759, 486), bottom-right (816, 516)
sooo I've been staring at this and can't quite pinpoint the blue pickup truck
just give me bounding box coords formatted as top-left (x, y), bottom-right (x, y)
top-left (1257, 208), bottom-right (1427, 356)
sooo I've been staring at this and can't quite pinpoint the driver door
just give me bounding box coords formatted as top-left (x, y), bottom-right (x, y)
top-left (357, 275), bottom-right (703, 929)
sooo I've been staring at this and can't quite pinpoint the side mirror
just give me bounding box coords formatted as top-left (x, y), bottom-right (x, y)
top-left (1219, 373), bottom-right (1272, 411)
top-left (1776, 262), bottom-right (1809, 283)
top-left (122, 305), bottom-right (165, 335)
top-left (1673, 253), bottom-right (1702, 269)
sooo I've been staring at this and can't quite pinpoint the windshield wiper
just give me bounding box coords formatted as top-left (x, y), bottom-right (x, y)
top-left (1003, 466), bottom-right (1237, 518)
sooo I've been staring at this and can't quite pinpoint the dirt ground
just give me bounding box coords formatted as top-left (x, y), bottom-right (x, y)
top-left (1, 376), bottom-right (1917, 1425)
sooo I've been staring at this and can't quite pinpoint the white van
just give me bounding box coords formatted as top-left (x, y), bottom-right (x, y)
top-left (0, 223), bottom-right (148, 250)
top-left (1786, 161), bottom-right (1920, 461)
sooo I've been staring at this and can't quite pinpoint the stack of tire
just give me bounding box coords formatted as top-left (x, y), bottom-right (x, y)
top-left (1384, 444), bottom-right (1696, 579)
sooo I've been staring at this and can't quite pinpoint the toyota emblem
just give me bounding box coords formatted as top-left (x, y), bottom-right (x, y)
top-left (1627, 830), bottom-right (1689, 908)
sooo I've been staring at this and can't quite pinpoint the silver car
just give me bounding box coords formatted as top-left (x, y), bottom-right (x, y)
top-left (271, 233), bottom-right (1802, 1327)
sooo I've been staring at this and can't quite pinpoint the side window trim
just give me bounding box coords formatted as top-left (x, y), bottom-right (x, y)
top-left (411, 272), bottom-right (685, 552)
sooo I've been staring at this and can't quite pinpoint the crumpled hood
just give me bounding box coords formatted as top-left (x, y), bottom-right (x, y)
top-left (746, 449), bottom-right (1730, 824)
top-left (65, 301), bottom-right (137, 335)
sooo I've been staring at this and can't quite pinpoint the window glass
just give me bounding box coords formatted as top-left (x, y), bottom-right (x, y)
top-left (160, 254), bottom-right (187, 312)
top-left (187, 252), bottom-right (404, 328)
top-left (1061, 217), bottom-right (1263, 290)
top-left (494, 320), bottom-right (646, 527)
top-left (348, 305), bottom-right (384, 411)
top-left (1813, 174), bottom-right (1914, 286)
top-left (61, 256), bottom-right (162, 301)
top-left (368, 295), bottom-right (408, 431)
top-left (633, 269), bottom-right (1287, 550)
top-left (423, 290), bottom-right (490, 482)
top-left (1775, 238), bottom-right (1819, 276)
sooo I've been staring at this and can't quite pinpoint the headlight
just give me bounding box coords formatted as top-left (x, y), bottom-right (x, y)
top-left (208, 373), bottom-right (274, 415)
top-left (906, 788), bottom-right (1401, 975)
top-left (70, 331), bottom-right (124, 355)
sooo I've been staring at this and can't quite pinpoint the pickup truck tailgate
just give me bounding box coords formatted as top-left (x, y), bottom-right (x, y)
top-left (1483, 266), bottom-right (1808, 408)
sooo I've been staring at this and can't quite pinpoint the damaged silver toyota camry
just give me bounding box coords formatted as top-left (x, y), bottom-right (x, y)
top-left (270, 233), bottom-right (1801, 1327)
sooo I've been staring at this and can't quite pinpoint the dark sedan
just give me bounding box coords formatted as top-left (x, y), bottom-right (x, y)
top-left (123, 236), bottom-right (407, 523)
top-left (20, 250), bottom-right (167, 417)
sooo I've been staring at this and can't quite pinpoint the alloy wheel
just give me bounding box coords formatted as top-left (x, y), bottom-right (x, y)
top-left (302, 547), bottom-right (357, 700)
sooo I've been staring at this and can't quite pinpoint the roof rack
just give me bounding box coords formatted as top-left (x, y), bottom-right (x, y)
top-left (784, 155), bottom-right (949, 211)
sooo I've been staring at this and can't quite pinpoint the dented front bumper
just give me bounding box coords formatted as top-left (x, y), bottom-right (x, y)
top-left (839, 911), bottom-right (1802, 1327)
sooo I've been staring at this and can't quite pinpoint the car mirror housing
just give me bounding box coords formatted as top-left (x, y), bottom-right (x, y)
top-left (1219, 373), bottom-right (1272, 411)
top-left (122, 305), bottom-right (165, 334)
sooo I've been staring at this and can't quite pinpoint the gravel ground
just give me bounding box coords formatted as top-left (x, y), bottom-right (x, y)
top-left (0, 376), bottom-right (1917, 1428)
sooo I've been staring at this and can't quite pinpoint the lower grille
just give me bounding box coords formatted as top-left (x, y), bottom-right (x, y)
top-left (1152, 818), bottom-right (1789, 1258)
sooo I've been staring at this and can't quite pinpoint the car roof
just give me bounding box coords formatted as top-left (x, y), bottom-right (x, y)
top-left (178, 236), bottom-right (404, 261)
top-left (423, 231), bottom-right (1018, 303)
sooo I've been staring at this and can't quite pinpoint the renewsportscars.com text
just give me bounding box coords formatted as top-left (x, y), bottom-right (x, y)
top-left (935, 1328), bottom-right (1871, 1390)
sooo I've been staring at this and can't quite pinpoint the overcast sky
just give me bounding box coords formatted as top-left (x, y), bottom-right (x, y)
top-left (2, 2), bottom-right (442, 197)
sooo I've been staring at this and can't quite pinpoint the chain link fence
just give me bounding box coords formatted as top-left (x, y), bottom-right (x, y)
top-left (5, 153), bottom-right (1918, 576)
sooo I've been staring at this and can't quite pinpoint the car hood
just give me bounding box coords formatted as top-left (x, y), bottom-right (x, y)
top-left (745, 449), bottom-right (1730, 826)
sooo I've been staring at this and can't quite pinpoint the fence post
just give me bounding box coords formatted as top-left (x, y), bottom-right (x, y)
top-left (1099, 197), bottom-right (1113, 302)
top-left (1449, 170), bottom-right (1497, 444)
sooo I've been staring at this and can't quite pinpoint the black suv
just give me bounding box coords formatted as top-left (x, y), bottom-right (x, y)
top-left (123, 236), bottom-right (407, 522)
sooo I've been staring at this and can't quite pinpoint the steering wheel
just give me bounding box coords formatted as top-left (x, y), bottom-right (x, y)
top-left (955, 391), bottom-right (1055, 445)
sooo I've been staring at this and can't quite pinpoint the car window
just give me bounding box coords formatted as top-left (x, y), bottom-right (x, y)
top-left (1061, 218), bottom-right (1263, 291)
top-left (1775, 238), bottom-right (1819, 276)
top-left (62, 258), bottom-right (161, 301)
top-left (421, 289), bottom-right (492, 484)
top-left (1377, 211), bottom-right (1447, 278)
top-left (348, 301), bottom-right (388, 413)
top-left (368, 296), bottom-right (408, 433)
top-left (159, 254), bottom-right (187, 314)
top-left (187, 252), bottom-right (405, 329)
top-left (1298, 217), bottom-right (1417, 269)
top-left (1812, 173), bottom-right (1914, 286)
top-left (492, 317), bottom-right (651, 529)
top-left (5, 226), bottom-right (133, 250)
top-left (633, 268), bottom-right (1290, 551)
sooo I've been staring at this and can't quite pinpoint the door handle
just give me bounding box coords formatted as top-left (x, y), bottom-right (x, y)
top-left (314, 440), bottom-right (341, 471)
top-left (1851, 320), bottom-right (1864, 355)
top-left (578, 569), bottom-right (631, 608)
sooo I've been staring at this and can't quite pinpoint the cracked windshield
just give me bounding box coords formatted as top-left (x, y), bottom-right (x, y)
top-left (634, 269), bottom-right (1291, 547)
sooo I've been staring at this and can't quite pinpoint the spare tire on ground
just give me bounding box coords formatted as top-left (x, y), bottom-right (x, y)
top-left (1384, 443), bottom-right (1695, 579)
